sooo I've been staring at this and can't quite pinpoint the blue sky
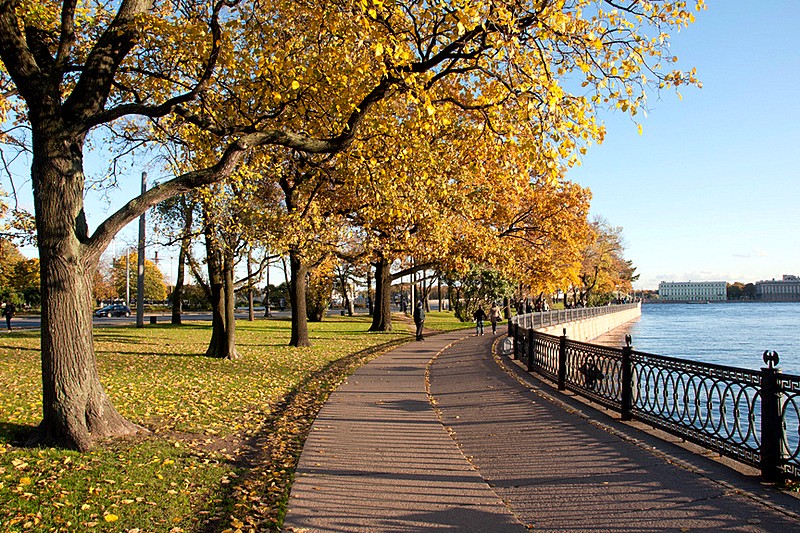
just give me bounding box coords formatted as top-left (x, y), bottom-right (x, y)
top-left (568, 0), bottom-right (800, 289)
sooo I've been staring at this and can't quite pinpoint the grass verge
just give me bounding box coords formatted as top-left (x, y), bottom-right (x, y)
top-left (0, 312), bottom-right (470, 532)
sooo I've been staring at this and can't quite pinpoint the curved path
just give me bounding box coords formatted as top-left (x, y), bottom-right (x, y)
top-left (283, 331), bottom-right (800, 532)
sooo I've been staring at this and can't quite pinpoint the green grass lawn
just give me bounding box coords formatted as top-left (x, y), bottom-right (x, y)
top-left (0, 312), bottom-right (471, 532)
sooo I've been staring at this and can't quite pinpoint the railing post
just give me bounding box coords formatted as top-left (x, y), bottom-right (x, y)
top-left (508, 322), bottom-right (515, 360)
top-left (512, 323), bottom-right (521, 360)
top-left (527, 329), bottom-right (535, 372)
top-left (621, 335), bottom-right (634, 421)
top-left (760, 350), bottom-right (784, 483)
top-left (557, 328), bottom-right (568, 390)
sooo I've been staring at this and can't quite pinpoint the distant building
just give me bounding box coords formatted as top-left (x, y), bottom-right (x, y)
top-left (755, 275), bottom-right (800, 302)
top-left (658, 281), bottom-right (727, 301)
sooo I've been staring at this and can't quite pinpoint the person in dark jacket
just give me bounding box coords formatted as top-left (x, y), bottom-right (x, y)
top-left (473, 306), bottom-right (486, 336)
top-left (2, 301), bottom-right (16, 331)
top-left (413, 300), bottom-right (426, 341)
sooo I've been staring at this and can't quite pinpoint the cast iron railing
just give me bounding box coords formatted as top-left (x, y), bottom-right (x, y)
top-left (508, 311), bottom-right (800, 482)
top-left (510, 302), bottom-right (639, 331)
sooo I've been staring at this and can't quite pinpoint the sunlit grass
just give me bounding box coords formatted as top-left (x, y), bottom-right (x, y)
top-left (0, 312), bottom-right (468, 532)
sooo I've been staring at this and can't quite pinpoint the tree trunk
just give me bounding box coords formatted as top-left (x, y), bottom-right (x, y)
top-left (172, 198), bottom-right (193, 325)
top-left (338, 272), bottom-right (354, 316)
top-left (422, 270), bottom-right (432, 312)
top-left (454, 286), bottom-right (464, 320)
top-left (289, 248), bottom-right (311, 347)
top-left (247, 248), bottom-right (254, 321)
top-left (171, 240), bottom-right (187, 325)
top-left (437, 275), bottom-right (443, 312)
top-left (205, 233), bottom-right (225, 357)
top-left (366, 267), bottom-right (373, 316)
top-left (223, 253), bottom-right (239, 359)
top-left (369, 255), bottom-right (392, 331)
top-left (204, 231), bottom-right (237, 358)
top-left (446, 281), bottom-right (452, 313)
top-left (34, 132), bottom-right (142, 451)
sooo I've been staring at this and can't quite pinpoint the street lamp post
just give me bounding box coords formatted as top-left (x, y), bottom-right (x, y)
top-left (136, 171), bottom-right (146, 327)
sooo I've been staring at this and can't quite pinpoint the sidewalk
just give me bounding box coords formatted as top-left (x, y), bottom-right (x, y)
top-left (283, 330), bottom-right (526, 532)
top-left (283, 332), bottom-right (800, 532)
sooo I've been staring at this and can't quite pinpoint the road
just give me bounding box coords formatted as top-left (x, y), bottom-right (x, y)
top-left (1, 309), bottom-right (299, 331)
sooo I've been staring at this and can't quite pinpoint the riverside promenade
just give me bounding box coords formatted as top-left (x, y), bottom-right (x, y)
top-left (282, 329), bottom-right (800, 532)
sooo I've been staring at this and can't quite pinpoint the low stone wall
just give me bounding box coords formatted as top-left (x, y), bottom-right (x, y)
top-left (535, 302), bottom-right (641, 342)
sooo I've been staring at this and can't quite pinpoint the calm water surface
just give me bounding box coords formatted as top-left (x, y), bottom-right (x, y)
top-left (611, 302), bottom-right (800, 375)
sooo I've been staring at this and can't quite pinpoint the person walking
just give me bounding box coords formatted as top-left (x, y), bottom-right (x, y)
top-left (2, 301), bottom-right (15, 331)
top-left (413, 300), bottom-right (426, 341)
top-left (489, 303), bottom-right (501, 335)
top-left (473, 306), bottom-right (486, 336)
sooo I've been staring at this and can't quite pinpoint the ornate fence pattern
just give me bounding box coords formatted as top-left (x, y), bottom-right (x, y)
top-left (508, 310), bottom-right (800, 483)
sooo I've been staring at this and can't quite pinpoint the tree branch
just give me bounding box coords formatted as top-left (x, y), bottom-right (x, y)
top-left (84, 0), bottom-right (230, 131)
top-left (63, 0), bottom-right (153, 126)
top-left (0, 0), bottom-right (46, 103)
top-left (391, 262), bottom-right (437, 281)
top-left (83, 133), bottom-right (252, 263)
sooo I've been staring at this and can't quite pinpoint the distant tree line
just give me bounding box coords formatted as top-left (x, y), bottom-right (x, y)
top-left (727, 282), bottom-right (757, 300)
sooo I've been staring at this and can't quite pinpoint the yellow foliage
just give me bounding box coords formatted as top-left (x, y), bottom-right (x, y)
top-left (0, 0), bottom-right (701, 322)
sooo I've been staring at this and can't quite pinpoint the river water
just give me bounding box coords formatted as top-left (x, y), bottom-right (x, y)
top-left (595, 302), bottom-right (800, 375)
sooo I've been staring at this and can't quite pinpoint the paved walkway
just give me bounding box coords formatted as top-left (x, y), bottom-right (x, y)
top-left (283, 331), bottom-right (800, 532)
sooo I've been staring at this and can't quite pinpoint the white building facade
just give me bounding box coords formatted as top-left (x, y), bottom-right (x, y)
top-left (658, 281), bottom-right (727, 302)
top-left (755, 275), bottom-right (800, 301)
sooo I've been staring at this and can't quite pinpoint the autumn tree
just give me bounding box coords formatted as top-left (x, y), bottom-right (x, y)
top-left (260, 152), bottom-right (353, 346)
top-left (110, 252), bottom-right (167, 303)
top-left (447, 267), bottom-right (515, 321)
top-left (0, 238), bottom-right (24, 290)
top-left (0, 0), bottom-right (702, 450)
top-left (153, 194), bottom-right (199, 325)
top-left (91, 266), bottom-right (115, 304)
top-left (306, 257), bottom-right (336, 322)
top-left (574, 217), bottom-right (637, 305)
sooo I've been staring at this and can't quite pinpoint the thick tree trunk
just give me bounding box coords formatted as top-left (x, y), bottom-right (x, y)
top-left (289, 249), bottom-right (311, 347)
top-left (369, 255), bottom-right (392, 332)
top-left (34, 132), bottom-right (142, 451)
top-left (204, 232), bottom-right (238, 358)
top-left (205, 235), bottom-right (225, 357)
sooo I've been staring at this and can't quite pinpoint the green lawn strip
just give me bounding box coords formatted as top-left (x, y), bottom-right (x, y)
top-left (0, 312), bottom-right (467, 532)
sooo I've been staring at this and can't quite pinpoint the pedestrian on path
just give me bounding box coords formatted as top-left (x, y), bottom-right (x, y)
top-left (413, 300), bottom-right (425, 341)
top-left (473, 306), bottom-right (486, 336)
top-left (2, 301), bottom-right (15, 331)
top-left (489, 303), bottom-right (501, 334)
